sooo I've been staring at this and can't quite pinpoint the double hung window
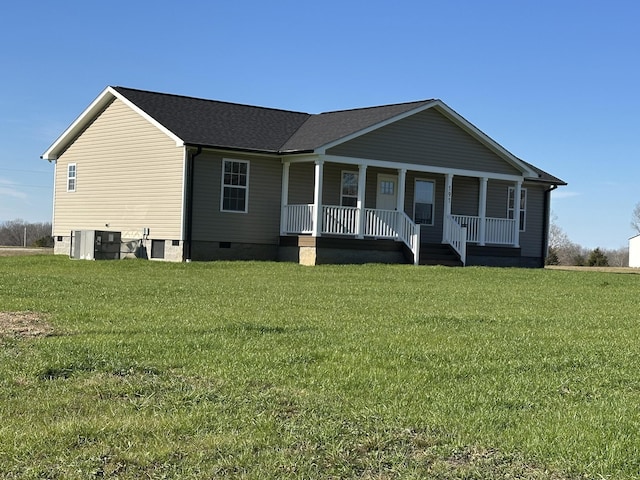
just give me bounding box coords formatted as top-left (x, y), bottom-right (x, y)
top-left (414, 179), bottom-right (435, 225)
top-left (221, 159), bottom-right (249, 213)
top-left (340, 171), bottom-right (358, 207)
top-left (67, 163), bottom-right (76, 192)
top-left (507, 187), bottom-right (527, 231)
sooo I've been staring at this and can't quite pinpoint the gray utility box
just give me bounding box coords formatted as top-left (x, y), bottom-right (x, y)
top-left (71, 230), bottom-right (121, 260)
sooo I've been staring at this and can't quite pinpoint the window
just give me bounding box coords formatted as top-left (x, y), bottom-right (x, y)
top-left (414, 179), bottom-right (435, 225)
top-left (67, 163), bottom-right (76, 192)
top-left (341, 171), bottom-right (358, 207)
top-left (380, 180), bottom-right (394, 196)
top-left (508, 187), bottom-right (527, 231)
top-left (221, 159), bottom-right (249, 212)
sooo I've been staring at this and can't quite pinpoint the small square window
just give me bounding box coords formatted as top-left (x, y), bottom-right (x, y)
top-left (172, 240), bottom-right (180, 246)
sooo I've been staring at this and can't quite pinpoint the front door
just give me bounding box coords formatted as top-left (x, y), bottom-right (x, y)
top-left (376, 174), bottom-right (398, 210)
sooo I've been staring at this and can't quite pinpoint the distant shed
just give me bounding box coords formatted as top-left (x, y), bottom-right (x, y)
top-left (630, 234), bottom-right (640, 267)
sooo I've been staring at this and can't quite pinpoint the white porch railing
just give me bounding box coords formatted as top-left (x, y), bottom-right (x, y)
top-left (451, 214), bottom-right (517, 246)
top-left (323, 205), bottom-right (359, 235)
top-left (284, 204), bottom-right (314, 234)
top-left (443, 215), bottom-right (467, 266)
top-left (283, 204), bottom-right (421, 265)
top-left (364, 208), bottom-right (397, 238)
top-left (485, 217), bottom-right (516, 245)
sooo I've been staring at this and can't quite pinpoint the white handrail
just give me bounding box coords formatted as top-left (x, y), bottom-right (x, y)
top-left (444, 214), bottom-right (467, 266)
top-left (397, 211), bottom-right (421, 265)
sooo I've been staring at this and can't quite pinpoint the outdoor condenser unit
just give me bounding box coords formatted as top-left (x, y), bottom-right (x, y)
top-left (70, 230), bottom-right (121, 260)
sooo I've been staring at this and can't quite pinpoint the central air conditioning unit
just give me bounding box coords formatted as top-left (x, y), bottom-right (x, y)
top-left (70, 230), bottom-right (122, 260)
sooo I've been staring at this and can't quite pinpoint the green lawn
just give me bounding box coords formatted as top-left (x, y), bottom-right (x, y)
top-left (1, 256), bottom-right (639, 479)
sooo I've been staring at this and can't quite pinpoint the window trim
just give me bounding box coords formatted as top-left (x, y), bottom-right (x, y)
top-left (507, 186), bottom-right (527, 232)
top-left (220, 159), bottom-right (250, 213)
top-left (340, 170), bottom-right (359, 207)
top-left (66, 163), bottom-right (76, 192)
top-left (413, 178), bottom-right (435, 226)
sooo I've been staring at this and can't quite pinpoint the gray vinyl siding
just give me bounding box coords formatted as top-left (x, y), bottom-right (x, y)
top-left (406, 172), bottom-right (445, 244)
top-left (519, 183), bottom-right (546, 257)
top-left (451, 176), bottom-right (480, 216)
top-left (486, 180), bottom-right (545, 256)
top-left (53, 98), bottom-right (185, 239)
top-left (288, 163), bottom-right (314, 205)
top-left (327, 108), bottom-right (521, 176)
top-left (191, 152), bottom-right (282, 244)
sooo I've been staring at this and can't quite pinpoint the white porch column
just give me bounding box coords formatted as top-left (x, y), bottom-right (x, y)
top-left (442, 173), bottom-right (453, 243)
top-left (513, 180), bottom-right (522, 248)
top-left (280, 161), bottom-right (290, 235)
top-left (478, 177), bottom-right (488, 246)
top-left (396, 168), bottom-right (407, 240)
top-left (356, 164), bottom-right (367, 238)
top-left (397, 168), bottom-right (406, 213)
top-left (312, 160), bottom-right (324, 237)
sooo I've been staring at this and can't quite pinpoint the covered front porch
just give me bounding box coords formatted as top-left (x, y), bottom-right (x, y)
top-left (279, 156), bottom-right (524, 266)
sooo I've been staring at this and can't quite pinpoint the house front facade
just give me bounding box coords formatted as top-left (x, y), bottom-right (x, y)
top-left (42, 87), bottom-right (565, 266)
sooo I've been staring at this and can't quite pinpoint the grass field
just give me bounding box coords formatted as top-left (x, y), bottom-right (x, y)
top-left (1, 256), bottom-right (639, 479)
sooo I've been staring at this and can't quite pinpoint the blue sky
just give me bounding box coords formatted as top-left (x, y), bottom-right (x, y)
top-left (1, 0), bottom-right (638, 249)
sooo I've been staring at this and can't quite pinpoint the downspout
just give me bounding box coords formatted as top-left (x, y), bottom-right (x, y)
top-left (541, 184), bottom-right (558, 267)
top-left (184, 146), bottom-right (202, 261)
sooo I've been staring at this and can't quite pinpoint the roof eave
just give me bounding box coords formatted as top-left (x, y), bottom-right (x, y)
top-left (41, 86), bottom-right (186, 161)
top-left (432, 101), bottom-right (539, 178)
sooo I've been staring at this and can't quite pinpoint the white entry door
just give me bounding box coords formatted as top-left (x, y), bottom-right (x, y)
top-left (376, 174), bottom-right (398, 210)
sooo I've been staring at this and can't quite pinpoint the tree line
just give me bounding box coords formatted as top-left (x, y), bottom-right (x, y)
top-left (0, 219), bottom-right (53, 247)
top-left (546, 212), bottom-right (633, 267)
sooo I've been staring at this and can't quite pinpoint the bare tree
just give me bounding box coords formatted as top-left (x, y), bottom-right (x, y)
top-left (548, 213), bottom-right (588, 266)
top-left (632, 202), bottom-right (640, 234)
top-left (0, 219), bottom-right (52, 247)
top-left (605, 247), bottom-right (630, 267)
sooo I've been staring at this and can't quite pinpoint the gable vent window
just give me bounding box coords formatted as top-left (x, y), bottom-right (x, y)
top-left (221, 159), bottom-right (249, 213)
top-left (67, 163), bottom-right (77, 192)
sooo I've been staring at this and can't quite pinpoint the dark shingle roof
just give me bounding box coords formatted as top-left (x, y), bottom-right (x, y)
top-left (114, 87), bottom-right (433, 154)
top-left (112, 87), bottom-right (565, 185)
top-left (281, 100), bottom-right (434, 152)
top-left (519, 158), bottom-right (567, 185)
top-left (113, 87), bottom-right (310, 153)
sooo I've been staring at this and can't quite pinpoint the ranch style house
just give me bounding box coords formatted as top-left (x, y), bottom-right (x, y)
top-left (42, 86), bottom-right (565, 266)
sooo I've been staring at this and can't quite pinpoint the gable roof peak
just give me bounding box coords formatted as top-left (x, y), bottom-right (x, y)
top-left (318, 98), bottom-right (437, 115)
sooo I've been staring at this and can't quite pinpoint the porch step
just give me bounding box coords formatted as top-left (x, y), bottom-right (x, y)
top-left (419, 243), bottom-right (463, 267)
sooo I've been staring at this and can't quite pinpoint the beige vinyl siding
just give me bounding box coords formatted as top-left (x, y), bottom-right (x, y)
top-left (191, 152), bottom-right (282, 244)
top-left (327, 108), bottom-right (521, 176)
top-left (53, 98), bottom-right (185, 239)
